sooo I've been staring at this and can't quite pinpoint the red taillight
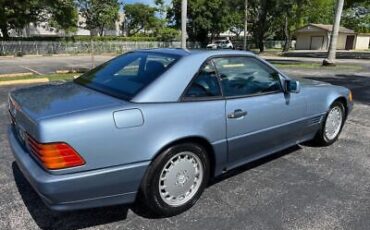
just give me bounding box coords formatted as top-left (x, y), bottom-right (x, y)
top-left (27, 135), bottom-right (85, 170)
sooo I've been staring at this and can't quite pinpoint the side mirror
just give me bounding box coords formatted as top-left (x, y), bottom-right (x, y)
top-left (285, 80), bottom-right (300, 93)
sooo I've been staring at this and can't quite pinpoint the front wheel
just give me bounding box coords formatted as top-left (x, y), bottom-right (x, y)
top-left (139, 143), bottom-right (210, 217)
top-left (312, 101), bottom-right (345, 146)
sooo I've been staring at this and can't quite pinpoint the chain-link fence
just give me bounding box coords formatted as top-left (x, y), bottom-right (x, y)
top-left (0, 41), bottom-right (204, 56)
top-left (0, 40), bottom-right (288, 56)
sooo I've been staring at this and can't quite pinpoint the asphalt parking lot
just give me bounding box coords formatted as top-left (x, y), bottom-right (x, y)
top-left (0, 65), bottom-right (370, 229)
top-left (0, 55), bottom-right (111, 75)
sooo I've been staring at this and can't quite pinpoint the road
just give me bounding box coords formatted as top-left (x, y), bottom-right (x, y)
top-left (0, 66), bottom-right (370, 229)
top-left (0, 54), bottom-right (369, 76)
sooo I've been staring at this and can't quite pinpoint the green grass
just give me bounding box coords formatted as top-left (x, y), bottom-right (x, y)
top-left (272, 62), bottom-right (364, 71)
top-left (0, 73), bottom-right (78, 82)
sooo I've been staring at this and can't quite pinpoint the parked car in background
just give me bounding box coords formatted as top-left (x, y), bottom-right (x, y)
top-left (206, 40), bottom-right (234, 49)
top-left (8, 49), bottom-right (352, 217)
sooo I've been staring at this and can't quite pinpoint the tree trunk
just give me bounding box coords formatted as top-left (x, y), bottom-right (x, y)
top-left (0, 24), bottom-right (9, 38)
top-left (181, 0), bottom-right (187, 49)
top-left (259, 41), bottom-right (264, 53)
top-left (256, 34), bottom-right (265, 53)
top-left (243, 0), bottom-right (248, 50)
top-left (323, 0), bottom-right (344, 66)
top-left (283, 15), bottom-right (291, 52)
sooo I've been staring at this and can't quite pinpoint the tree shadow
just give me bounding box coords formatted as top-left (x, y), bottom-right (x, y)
top-left (12, 163), bottom-right (130, 230)
top-left (304, 74), bottom-right (370, 105)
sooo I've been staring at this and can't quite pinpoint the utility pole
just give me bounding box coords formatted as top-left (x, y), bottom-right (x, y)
top-left (323, 0), bottom-right (344, 66)
top-left (181, 0), bottom-right (187, 49)
top-left (243, 0), bottom-right (248, 50)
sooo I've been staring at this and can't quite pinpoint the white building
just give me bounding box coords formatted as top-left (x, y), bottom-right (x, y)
top-left (1, 12), bottom-right (125, 37)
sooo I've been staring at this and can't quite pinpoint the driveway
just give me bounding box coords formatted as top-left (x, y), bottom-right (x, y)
top-left (0, 67), bottom-right (369, 229)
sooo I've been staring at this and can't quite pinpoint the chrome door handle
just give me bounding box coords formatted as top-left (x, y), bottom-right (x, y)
top-left (228, 109), bottom-right (247, 119)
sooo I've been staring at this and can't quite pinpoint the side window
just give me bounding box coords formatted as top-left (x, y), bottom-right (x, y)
top-left (114, 54), bottom-right (176, 80)
top-left (115, 58), bottom-right (141, 77)
top-left (213, 57), bottom-right (282, 97)
top-left (184, 62), bottom-right (222, 98)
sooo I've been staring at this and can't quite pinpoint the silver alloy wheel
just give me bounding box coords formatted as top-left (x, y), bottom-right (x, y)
top-left (324, 106), bottom-right (343, 141)
top-left (159, 151), bottom-right (203, 207)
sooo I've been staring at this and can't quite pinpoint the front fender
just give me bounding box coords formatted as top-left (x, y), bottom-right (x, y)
top-left (301, 84), bottom-right (351, 117)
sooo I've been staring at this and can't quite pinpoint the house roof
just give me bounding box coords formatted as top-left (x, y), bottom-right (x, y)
top-left (296, 23), bottom-right (355, 34)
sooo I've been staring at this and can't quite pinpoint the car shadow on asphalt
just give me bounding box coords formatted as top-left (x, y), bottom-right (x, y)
top-left (12, 145), bottom-right (303, 224)
top-left (209, 145), bottom-right (301, 186)
top-left (12, 163), bottom-right (130, 230)
top-left (304, 74), bottom-right (370, 105)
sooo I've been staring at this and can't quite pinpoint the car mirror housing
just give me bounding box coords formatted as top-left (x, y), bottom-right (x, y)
top-left (285, 80), bottom-right (301, 93)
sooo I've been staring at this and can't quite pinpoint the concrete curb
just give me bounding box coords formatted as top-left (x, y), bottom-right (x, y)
top-left (0, 55), bottom-right (15, 59)
top-left (0, 72), bottom-right (34, 78)
top-left (0, 78), bottom-right (49, 86)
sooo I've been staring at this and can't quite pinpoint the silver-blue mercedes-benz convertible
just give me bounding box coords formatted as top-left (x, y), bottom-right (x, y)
top-left (8, 49), bottom-right (353, 216)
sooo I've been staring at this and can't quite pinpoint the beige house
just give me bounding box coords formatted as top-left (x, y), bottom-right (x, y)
top-left (295, 24), bottom-right (370, 50)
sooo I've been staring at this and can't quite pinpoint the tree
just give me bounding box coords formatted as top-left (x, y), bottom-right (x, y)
top-left (222, 0), bottom-right (245, 38)
top-left (155, 0), bottom-right (167, 19)
top-left (169, 0), bottom-right (233, 46)
top-left (243, 0), bottom-right (248, 50)
top-left (123, 3), bottom-right (158, 36)
top-left (156, 27), bottom-right (180, 41)
top-left (47, 0), bottom-right (79, 34)
top-left (248, 0), bottom-right (280, 52)
top-left (301, 0), bottom-right (335, 24)
top-left (181, 0), bottom-right (187, 48)
top-left (273, 0), bottom-right (309, 52)
top-left (323, 0), bottom-right (345, 66)
top-left (77, 0), bottom-right (120, 36)
top-left (342, 2), bottom-right (370, 33)
top-left (0, 0), bottom-right (78, 38)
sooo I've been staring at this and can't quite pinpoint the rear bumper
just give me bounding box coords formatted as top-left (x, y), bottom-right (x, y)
top-left (8, 126), bottom-right (150, 211)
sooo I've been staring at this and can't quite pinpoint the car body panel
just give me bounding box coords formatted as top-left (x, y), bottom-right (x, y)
top-left (7, 48), bottom-right (353, 211)
top-left (11, 82), bottom-right (125, 120)
top-left (226, 91), bottom-right (307, 169)
top-left (8, 127), bottom-right (148, 211)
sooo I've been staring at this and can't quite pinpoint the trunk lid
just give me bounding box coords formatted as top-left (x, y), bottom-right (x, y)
top-left (8, 82), bottom-right (125, 141)
top-left (9, 82), bottom-right (124, 121)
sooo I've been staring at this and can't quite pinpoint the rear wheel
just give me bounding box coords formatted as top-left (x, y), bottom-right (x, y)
top-left (312, 101), bottom-right (345, 146)
top-left (139, 143), bottom-right (210, 217)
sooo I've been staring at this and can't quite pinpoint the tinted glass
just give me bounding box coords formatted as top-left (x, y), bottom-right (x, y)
top-left (185, 62), bottom-right (221, 98)
top-left (213, 57), bottom-right (282, 97)
top-left (75, 52), bottom-right (179, 99)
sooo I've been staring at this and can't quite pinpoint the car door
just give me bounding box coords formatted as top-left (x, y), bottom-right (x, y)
top-left (212, 56), bottom-right (307, 169)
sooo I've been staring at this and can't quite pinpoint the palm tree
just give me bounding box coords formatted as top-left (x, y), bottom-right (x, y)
top-left (181, 0), bottom-right (187, 49)
top-left (323, 0), bottom-right (344, 66)
top-left (243, 0), bottom-right (248, 50)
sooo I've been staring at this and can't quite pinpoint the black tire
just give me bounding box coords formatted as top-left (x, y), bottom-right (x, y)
top-left (139, 143), bottom-right (210, 217)
top-left (312, 101), bottom-right (345, 146)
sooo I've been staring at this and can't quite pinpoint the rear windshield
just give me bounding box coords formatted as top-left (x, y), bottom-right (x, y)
top-left (75, 52), bottom-right (180, 100)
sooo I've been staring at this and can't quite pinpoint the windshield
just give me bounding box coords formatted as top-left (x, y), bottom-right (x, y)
top-left (74, 52), bottom-right (180, 100)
